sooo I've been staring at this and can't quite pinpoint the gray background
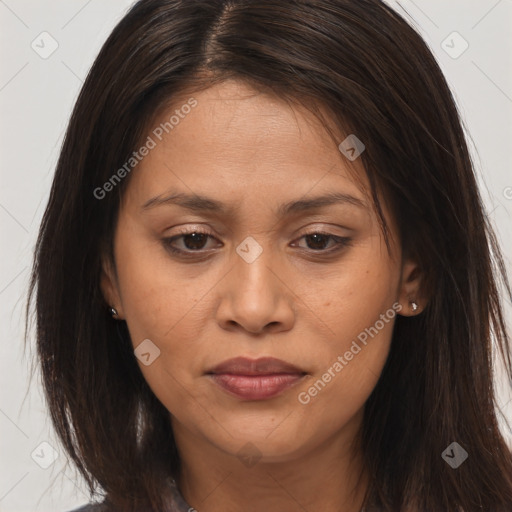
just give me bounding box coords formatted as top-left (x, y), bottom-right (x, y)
top-left (1, 1), bottom-right (511, 510)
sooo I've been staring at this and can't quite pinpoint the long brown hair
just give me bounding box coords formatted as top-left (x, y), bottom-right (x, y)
top-left (26, 0), bottom-right (512, 510)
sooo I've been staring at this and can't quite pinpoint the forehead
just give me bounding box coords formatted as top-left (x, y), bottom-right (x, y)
top-left (159, 81), bottom-right (344, 165)
top-left (122, 79), bottom-right (377, 221)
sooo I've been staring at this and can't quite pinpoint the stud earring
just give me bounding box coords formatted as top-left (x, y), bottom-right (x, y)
top-left (410, 300), bottom-right (419, 312)
top-left (109, 306), bottom-right (119, 318)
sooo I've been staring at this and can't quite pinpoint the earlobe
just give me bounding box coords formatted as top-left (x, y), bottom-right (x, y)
top-left (397, 259), bottom-right (427, 316)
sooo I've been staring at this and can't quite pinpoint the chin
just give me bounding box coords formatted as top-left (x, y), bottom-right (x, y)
top-left (211, 425), bottom-right (310, 463)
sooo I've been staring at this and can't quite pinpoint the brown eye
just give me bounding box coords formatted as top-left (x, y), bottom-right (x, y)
top-left (162, 229), bottom-right (220, 256)
top-left (303, 233), bottom-right (332, 250)
top-left (294, 232), bottom-right (352, 253)
top-left (180, 232), bottom-right (210, 251)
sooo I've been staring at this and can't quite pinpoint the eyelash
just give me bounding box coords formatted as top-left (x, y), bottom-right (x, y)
top-left (162, 228), bottom-right (352, 258)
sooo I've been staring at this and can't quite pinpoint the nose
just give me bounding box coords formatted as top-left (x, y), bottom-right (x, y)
top-left (215, 243), bottom-right (295, 335)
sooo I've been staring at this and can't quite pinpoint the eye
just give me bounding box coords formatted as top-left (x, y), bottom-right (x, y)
top-left (162, 228), bottom-right (352, 258)
top-left (292, 232), bottom-right (352, 253)
top-left (162, 228), bottom-right (220, 256)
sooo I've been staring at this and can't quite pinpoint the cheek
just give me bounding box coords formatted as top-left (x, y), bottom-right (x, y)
top-left (113, 226), bottom-right (207, 342)
top-left (116, 256), bottom-right (210, 415)
top-left (295, 314), bottom-right (394, 441)
top-left (292, 254), bottom-right (398, 413)
top-left (113, 240), bottom-right (217, 401)
top-left (297, 251), bottom-right (399, 347)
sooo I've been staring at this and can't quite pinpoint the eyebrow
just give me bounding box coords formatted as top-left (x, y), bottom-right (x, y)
top-left (141, 189), bottom-right (368, 216)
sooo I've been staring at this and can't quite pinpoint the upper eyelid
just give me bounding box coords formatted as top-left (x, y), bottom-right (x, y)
top-left (167, 226), bottom-right (345, 240)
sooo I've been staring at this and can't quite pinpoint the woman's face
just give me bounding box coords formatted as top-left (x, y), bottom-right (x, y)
top-left (102, 79), bottom-right (422, 463)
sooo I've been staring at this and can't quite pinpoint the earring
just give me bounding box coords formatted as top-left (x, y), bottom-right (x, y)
top-left (109, 306), bottom-right (119, 318)
top-left (410, 300), bottom-right (419, 313)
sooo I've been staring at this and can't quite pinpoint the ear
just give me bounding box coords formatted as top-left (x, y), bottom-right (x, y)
top-left (100, 256), bottom-right (124, 319)
top-left (397, 258), bottom-right (428, 316)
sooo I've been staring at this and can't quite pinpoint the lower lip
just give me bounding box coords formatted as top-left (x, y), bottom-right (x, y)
top-left (208, 373), bottom-right (305, 400)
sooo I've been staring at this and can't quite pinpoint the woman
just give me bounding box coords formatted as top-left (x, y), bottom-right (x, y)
top-left (26, 0), bottom-right (512, 510)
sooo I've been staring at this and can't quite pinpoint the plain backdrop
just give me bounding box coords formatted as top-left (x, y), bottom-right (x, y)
top-left (1, 1), bottom-right (511, 510)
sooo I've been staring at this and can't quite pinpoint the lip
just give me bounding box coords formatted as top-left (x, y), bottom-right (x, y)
top-left (206, 357), bottom-right (307, 401)
top-left (207, 356), bottom-right (305, 375)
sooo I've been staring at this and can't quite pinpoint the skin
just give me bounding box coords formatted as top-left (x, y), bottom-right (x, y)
top-left (101, 79), bottom-right (426, 512)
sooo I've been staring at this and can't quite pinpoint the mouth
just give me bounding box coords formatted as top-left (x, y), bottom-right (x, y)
top-left (207, 356), bottom-right (306, 375)
top-left (205, 357), bottom-right (308, 400)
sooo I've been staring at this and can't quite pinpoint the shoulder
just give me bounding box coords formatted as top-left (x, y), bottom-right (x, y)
top-left (65, 503), bottom-right (107, 512)
top-left (64, 477), bottom-right (188, 512)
